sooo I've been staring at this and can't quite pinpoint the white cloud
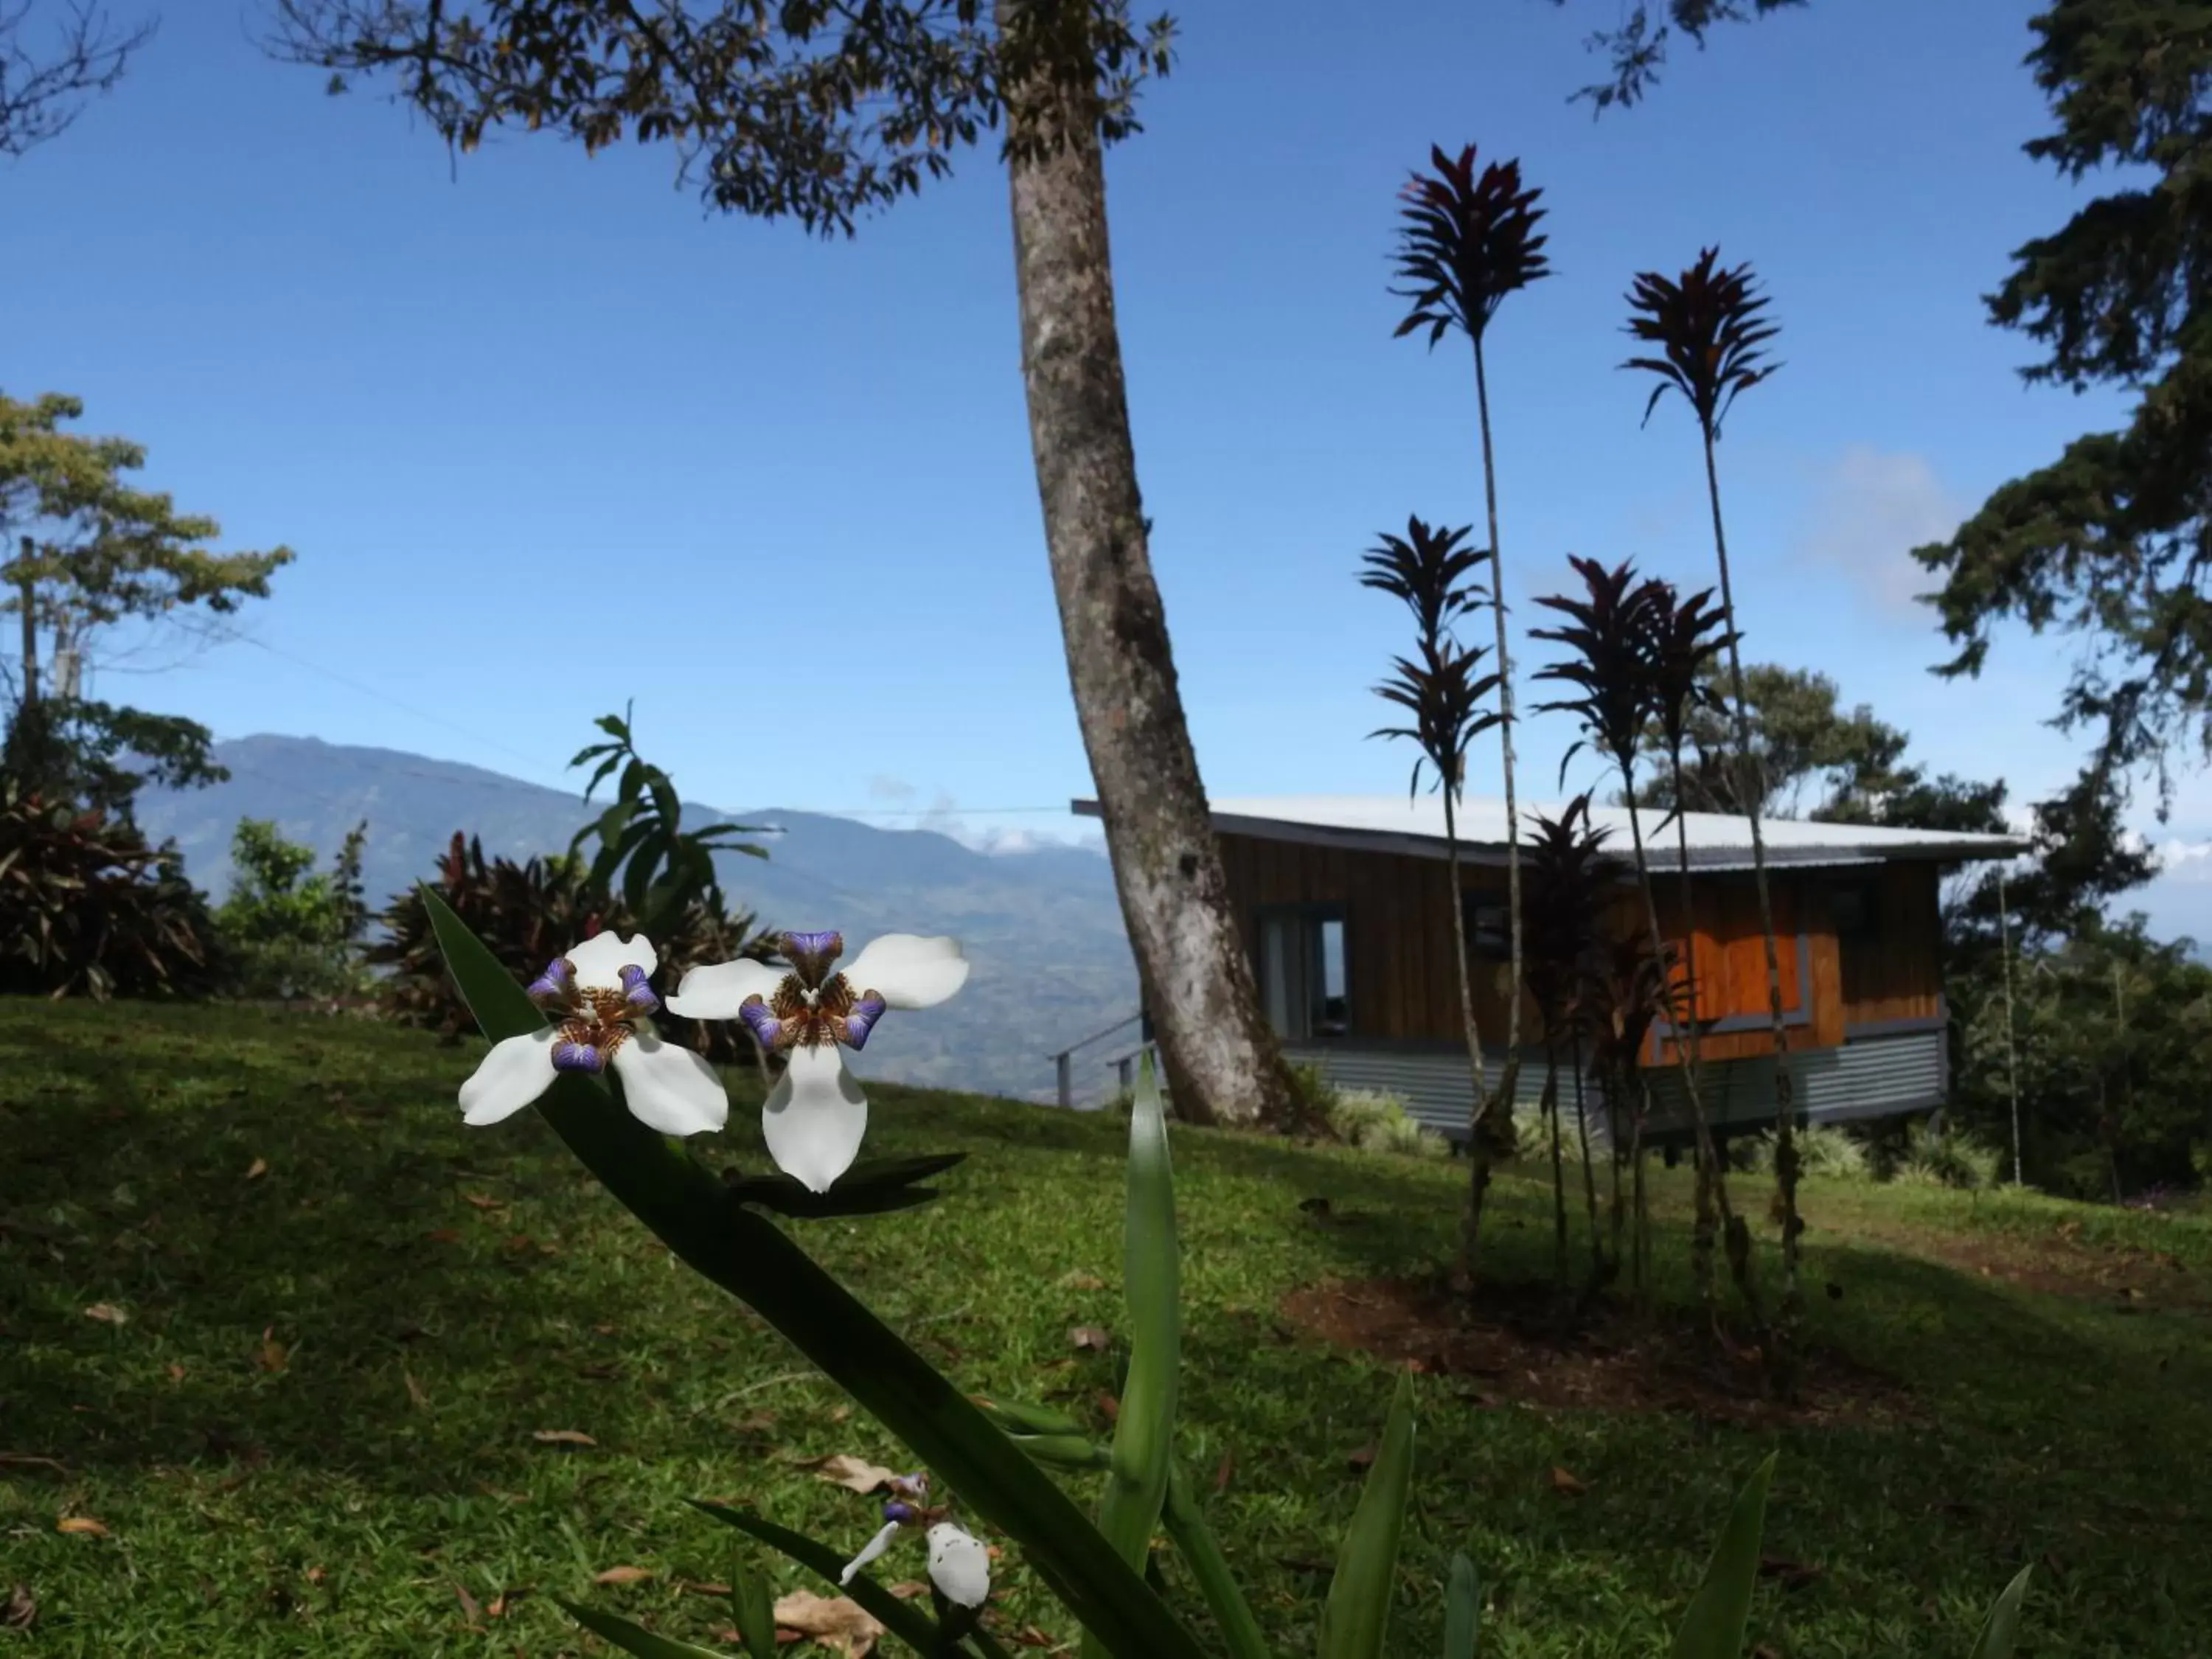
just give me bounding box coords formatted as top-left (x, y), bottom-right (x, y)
top-left (909, 788), bottom-right (1107, 857)
top-left (867, 773), bottom-right (919, 803)
top-left (1793, 447), bottom-right (1967, 616)
top-left (2150, 838), bottom-right (2212, 883)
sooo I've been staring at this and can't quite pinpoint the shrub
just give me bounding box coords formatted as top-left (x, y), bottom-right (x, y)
top-left (1324, 1085), bottom-right (1445, 1158)
top-left (1896, 1119), bottom-right (2005, 1191)
top-left (212, 816), bottom-right (372, 1002)
top-left (1741, 1123), bottom-right (1871, 1181)
top-left (1514, 1099), bottom-right (1591, 1164)
top-left (372, 830), bottom-right (775, 1067)
top-left (0, 780), bottom-right (225, 999)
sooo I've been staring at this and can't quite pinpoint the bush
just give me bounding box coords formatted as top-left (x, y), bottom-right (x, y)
top-left (372, 830), bottom-right (775, 1067)
top-left (1324, 1085), bottom-right (1445, 1158)
top-left (0, 781), bottom-right (225, 999)
top-left (213, 817), bottom-right (372, 1002)
top-left (1515, 1100), bottom-right (1591, 1164)
top-left (1740, 1123), bottom-right (1871, 1181)
top-left (1896, 1119), bottom-right (2006, 1191)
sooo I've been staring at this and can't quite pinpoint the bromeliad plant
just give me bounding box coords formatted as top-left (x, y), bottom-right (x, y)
top-left (417, 888), bottom-right (2040, 1655)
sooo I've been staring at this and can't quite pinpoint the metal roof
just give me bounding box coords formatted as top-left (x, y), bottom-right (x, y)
top-left (1068, 793), bottom-right (2031, 872)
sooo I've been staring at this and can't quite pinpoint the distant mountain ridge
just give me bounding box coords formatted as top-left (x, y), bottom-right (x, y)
top-left (132, 736), bottom-right (1138, 1104)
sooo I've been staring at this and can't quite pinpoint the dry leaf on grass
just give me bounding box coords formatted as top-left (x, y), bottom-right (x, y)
top-left (1067, 1326), bottom-right (1110, 1352)
top-left (1211, 1447), bottom-right (1235, 1495)
top-left (425, 1228), bottom-right (463, 1245)
top-left (82, 1304), bottom-right (126, 1326)
top-left (2, 1585), bottom-right (35, 1630)
top-left (886, 1581), bottom-right (929, 1600)
top-left (531, 1429), bottom-right (597, 1447)
top-left (594, 1565), bottom-right (653, 1586)
top-left (462, 1193), bottom-right (504, 1210)
top-left (796, 1453), bottom-right (903, 1495)
top-left (403, 1370), bottom-right (430, 1411)
top-left (55, 1517), bottom-right (108, 1537)
top-left (245, 1158), bottom-right (268, 1180)
top-left (1548, 1466), bottom-right (1587, 1496)
top-left (1344, 1443), bottom-right (1377, 1473)
top-left (774, 1588), bottom-right (887, 1657)
top-left (1057, 1270), bottom-right (1105, 1291)
top-left (257, 1328), bottom-right (288, 1374)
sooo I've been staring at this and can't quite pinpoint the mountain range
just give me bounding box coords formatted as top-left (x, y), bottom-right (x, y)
top-left (133, 737), bottom-right (1140, 1105)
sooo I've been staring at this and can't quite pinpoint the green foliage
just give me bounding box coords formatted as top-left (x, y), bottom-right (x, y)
top-left (1317, 1371), bottom-right (1417, 1658)
top-left (371, 830), bottom-right (768, 1066)
top-left (1327, 1087), bottom-right (1447, 1159)
top-left (1740, 1124), bottom-right (1870, 1182)
top-left (212, 816), bottom-right (371, 1001)
top-left (0, 390), bottom-right (293, 818)
top-left (265, 0), bottom-right (1178, 240)
top-left (0, 776), bottom-right (224, 999)
top-left (1668, 1455), bottom-right (1775, 1659)
top-left (1914, 3), bottom-right (2212, 817)
top-left (1547, 0), bottom-right (1806, 111)
top-left (568, 703), bottom-right (770, 942)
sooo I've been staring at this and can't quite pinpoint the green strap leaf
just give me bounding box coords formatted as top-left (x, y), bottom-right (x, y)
top-left (555, 1598), bottom-right (730, 1658)
top-left (1442, 1553), bottom-right (1479, 1659)
top-left (1668, 1454), bottom-right (1778, 1659)
top-left (1083, 1052), bottom-right (1182, 1659)
top-left (690, 1503), bottom-right (943, 1652)
top-left (972, 1396), bottom-right (1090, 1438)
top-left (728, 1555), bottom-right (777, 1658)
top-left (420, 892), bottom-right (1200, 1658)
top-left (1161, 1459), bottom-right (1272, 1659)
top-left (1317, 1370), bottom-right (1418, 1659)
top-left (1966, 1565), bottom-right (2033, 1659)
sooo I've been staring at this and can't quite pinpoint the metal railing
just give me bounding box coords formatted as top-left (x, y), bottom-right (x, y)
top-left (1047, 1011), bottom-right (1152, 1110)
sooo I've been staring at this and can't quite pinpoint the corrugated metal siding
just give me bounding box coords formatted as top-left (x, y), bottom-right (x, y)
top-left (1287, 1027), bottom-right (1947, 1149)
top-left (1284, 1044), bottom-right (1610, 1149)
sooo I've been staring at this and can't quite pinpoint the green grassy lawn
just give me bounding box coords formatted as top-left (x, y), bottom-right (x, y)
top-left (4, 1001), bottom-right (2209, 1658)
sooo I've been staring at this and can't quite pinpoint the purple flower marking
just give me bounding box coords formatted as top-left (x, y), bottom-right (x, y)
top-left (526, 956), bottom-right (577, 1008)
top-left (780, 929), bottom-right (845, 987)
top-left (618, 962), bottom-right (660, 1016)
top-left (882, 1500), bottom-right (919, 1526)
top-left (843, 990), bottom-right (887, 1051)
top-left (551, 1037), bottom-right (605, 1074)
top-left (738, 998), bottom-right (784, 1049)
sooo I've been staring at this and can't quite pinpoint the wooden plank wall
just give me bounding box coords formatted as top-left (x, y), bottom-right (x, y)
top-left (1219, 831), bottom-right (1944, 1052)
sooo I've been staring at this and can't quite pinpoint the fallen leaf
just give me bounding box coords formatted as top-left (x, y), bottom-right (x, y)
top-left (244, 1157), bottom-right (268, 1180)
top-left (56, 1516), bottom-right (108, 1537)
top-left (305, 1567), bottom-right (326, 1585)
top-left (886, 1581), bottom-right (929, 1600)
top-left (728, 1411), bottom-right (776, 1435)
top-left (531, 1429), bottom-right (597, 1447)
top-left (425, 1228), bottom-right (463, 1245)
top-left (676, 1581), bottom-right (731, 1596)
top-left (1096, 1392), bottom-right (1119, 1424)
top-left (1344, 1442), bottom-right (1377, 1473)
top-left (404, 1369), bottom-right (429, 1411)
top-left (1057, 1270), bottom-right (1105, 1291)
top-left (453, 1582), bottom-right (482, 1624)
top-left (1068, 1326), bottom-right (1110, 1352)
top-left (799, 1453), bottom-right (902, 1495)
top-left (82, 1304), bottom-right (126, 1326)
top-left (1548, 1466), bottom-right (1587, 1496)
top-left (1, 1585), bottom-right (32, 1630)
top-left (828, 1405), bottom-right (852, 1424)
top-left (166, 1363), bottom-right (185, 1383)
top-left (257, 1328), bottom-right (288, 1374)
top-left (594, 1566), bottom-right (653, 1586)
top-left (462, 1193), bottom-right (505, 1211)
top-left (1758, 1555), bottom-right (1823, 1591)
top-left (1012, 1628), bottom-right (1061, 1649)
top-left (1211, 1447), bottom-right (1234, 1495)
top-left (773, 1587), bottom-right (887, 1658)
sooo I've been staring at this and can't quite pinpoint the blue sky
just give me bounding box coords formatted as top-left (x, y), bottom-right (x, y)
top-left (12, 0), bottom-right (2211, 914)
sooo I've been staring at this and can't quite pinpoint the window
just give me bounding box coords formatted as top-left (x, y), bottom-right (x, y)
top-left (1832, 880), bottom-right (1877, 942)
top-left (1464, 896), bottom-right (1510, 960)
top-left (1255, 907), bottom-right (1349, 1041)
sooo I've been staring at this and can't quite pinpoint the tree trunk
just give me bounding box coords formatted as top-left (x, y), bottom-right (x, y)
top-left (1700, 427), bottom-right (1800, 1369)
top-left (998, 15), bottom-right (1290, 1128)
top-left (1444, 789), bottom-right (1499, 1290)
top-left (1470, 338), bottom-right (1527, 1127)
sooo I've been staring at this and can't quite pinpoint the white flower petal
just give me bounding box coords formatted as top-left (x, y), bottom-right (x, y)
top-left (664, 958), bottom-right (786, 1020)
top-left (925, 1523), bottom-right (990, 1609)
top-left (566, 931), bottom-right (658, 990)
top-left (839, 934), bottom-right (970, 1009)
top-left (762, 1043), bottom-right (868, 1194)
top-left (459, 1029), bottom-right (558, 1125)
top-left (838, 1520), bottom-right (903, 1587)
top-left (610, 1031), bottom-right (729, 1136)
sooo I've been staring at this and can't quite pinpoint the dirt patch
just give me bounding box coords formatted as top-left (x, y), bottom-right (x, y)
top-left (1280, 1276), bottom-right (1916, 1429)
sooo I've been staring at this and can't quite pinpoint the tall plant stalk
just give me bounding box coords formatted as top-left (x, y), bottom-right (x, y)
top-left (1361, 519), bottom-right (1504, 1286)
top-left (1624, 249), bottom-right (1798, 1385)
top-left (1393, 142), bottom-right (1554, 1225)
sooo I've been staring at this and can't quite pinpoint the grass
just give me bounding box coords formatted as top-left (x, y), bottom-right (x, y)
top-left (4, 1001), bottom-right (2210, 1658)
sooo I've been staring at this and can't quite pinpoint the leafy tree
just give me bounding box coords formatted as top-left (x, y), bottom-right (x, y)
top-left (0, 392), bottom-right (294, 817)
top-left (1635, 662), bottom-right (1917, 821)
top-left (215, 815), bottom-right (373, 1000)
top-left (265, 0), bottom-right (1293, 1129)
top-left (1915, 4), bottom-right (2212, 830)
top-left (1548, 0), bottom-right (1804, 110)
top-left (1, 0), bottom-right (156, 157)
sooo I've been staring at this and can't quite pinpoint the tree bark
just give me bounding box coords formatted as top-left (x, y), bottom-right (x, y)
top-left (998, 9), bottom-right (1290, 1127)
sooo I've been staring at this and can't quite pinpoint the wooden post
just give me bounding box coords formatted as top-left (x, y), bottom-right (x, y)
top-left (1116, 1054), bottom-right (1134, 1095)
top-left (1997, 865), bottom-right (2024, 1187)
top-left (1056, 1051), bottom-right (1072, 1112)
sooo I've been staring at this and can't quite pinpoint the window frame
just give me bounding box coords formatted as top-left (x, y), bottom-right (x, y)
top-left (1252, 902), bottom-right (1351, 1043)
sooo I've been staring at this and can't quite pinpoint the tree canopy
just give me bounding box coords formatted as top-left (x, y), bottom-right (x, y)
top-left (0, 391), bottom-right (295, 815)
top-left (1916, 2), bottom-right (2212, 818)
top-left (1, 0), bottom-right (154, 157)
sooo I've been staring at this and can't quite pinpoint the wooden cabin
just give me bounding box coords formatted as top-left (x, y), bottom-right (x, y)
top-left (1072, 794), bottom-right (2028, 1146)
